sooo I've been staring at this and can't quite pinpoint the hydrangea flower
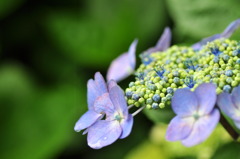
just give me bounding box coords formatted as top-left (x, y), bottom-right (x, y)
top-left (192, 19), bottom-right (240, 50)
top-left (76, 19), bottom-right (240, 150)
top-left (166, 83), bottom-right (220, 147)
top-left (74, 72), bottom-right (133, 149)
top-left (217, 86), bottom-right (240, 129)
top-left (74, 72), bottom-right (109, 133)
top-left (107, 39), bottom-right (138, 82)
top-left (87, 80), bottom-right (133, 149)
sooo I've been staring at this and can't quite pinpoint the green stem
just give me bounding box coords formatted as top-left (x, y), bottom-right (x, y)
top-left (219, 113), bottom-right (239, 141)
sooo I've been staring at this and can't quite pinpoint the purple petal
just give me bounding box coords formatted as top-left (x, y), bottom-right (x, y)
top-left (172, 89), bottom-right (198, 116)
top-left (231, 86), bottom-right (240, 110)
top-left (74, 110), bottom-right (102, 132)
top-left (234, 120), bottom-right (240, 129)
top-left (217, 92), bottom-right (240, 121)
top-left (82, 129), bottom-right (88, 135)
top-left (109, 85), bottom-right (128, 117)
top-left (155, 27), bottom-right (171, 51)
top-left (128, 39), bottom-right (138, 69)
top-left (221, 19), bottom-right (240, 38)
top-left (192, 34), bottom-right (221, 50)
top-left (87, 79), bottom-right (99, 109)
top-left (192, 19), bottom-right (240, 50)
top-left (119, 114), bottom-right (134, 139)
top-left (181, 109), bottom-right (220, 147)
top-left (144, 27), bottom-right (172, 54)
top-left (107, 80), bottom-right (118, 91)
top-left (107, 40), bottom-right (138, 82)
top-left (87, 72), bottom-right (107, 109)
top-left (195, 83), bottom-right (217, 115)
top-left (107, 53), bottom-right (134, 82)
top-left (94, 93), bottom-right (115, 116)
top-left (87, 120), bottom-right (121, 149)
top-left (166, 116), bottom-right (194, 141)
top-left (94, 72), bottom-right (108, 95)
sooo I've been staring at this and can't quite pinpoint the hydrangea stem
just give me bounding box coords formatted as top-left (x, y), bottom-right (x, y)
top-left (132, 106), bottom-right (146, 117)
top-left (219, 112), bottom-right (240, 141)
top-left (128, 105), bottom-right (134, 109)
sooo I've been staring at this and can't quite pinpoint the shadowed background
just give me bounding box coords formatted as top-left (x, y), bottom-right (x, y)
top-left (0, 0), bottom-right (240, 159)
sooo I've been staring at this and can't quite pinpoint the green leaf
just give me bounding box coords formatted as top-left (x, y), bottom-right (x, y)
top-left (126, 124), bottom-right (231, 159)
top-left (212, 142), bottom-right (240, 159)
top-left (45, 0), bottom-right (167, 68)
top-left (0, 0), bottom-right (25, 19)
top-left (0, 64), bottom-right (86, 159)
top-left (166, 0), bottom-right (240, 43)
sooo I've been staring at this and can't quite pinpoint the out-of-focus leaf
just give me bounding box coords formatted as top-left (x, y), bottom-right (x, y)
top-left (125, 140), bottom-right (167, 159)
top-left (211, 142), bottom-right (240, 159)
top-left (0, 0), bottom-right (25, 19)
top-left (126, 124), bottom-right (231, 159)
top-left (166, 0), bottom-right (240, 43)
top-left (0, 64), bottom-right (86, 159)
top-left (45, 0), bottom-right (167, 68)
top-left (143, 107), bottom-right (175, 124)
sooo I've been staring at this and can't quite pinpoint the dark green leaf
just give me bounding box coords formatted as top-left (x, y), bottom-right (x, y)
top-left (212, 142), bottom-right (240, 159)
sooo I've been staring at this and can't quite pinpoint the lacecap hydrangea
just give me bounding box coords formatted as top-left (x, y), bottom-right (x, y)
top-left (126, 38), bottom-right (240, 109)
top-left (75, 19), bottom-right (240, 149)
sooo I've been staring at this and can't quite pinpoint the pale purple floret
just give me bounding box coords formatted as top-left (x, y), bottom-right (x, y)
top-left (192, 19), bottom-right (240, 50)
top-left (107, 39), bottom-right (138, 82)
top-left (74, 72), bottom-right (133, 149)
top-left (144, 27), bottom-right (172, 54)
top-left (74, 72), bottom-right (109, 133)
top-left (217, 86), bottom-right (240, 129)
top-left (166, 83), bottom-right (220, 147)
top-left (87, 80), bottom-right (133, 149)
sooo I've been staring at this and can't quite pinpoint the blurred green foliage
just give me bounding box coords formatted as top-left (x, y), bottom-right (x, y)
top-left (0, 64), bottom-right (86, 159)
top-left (0, 0), bottom-right (25, 19)
top-left (126, 124), bottom-right (231, 159)
top-left (166, 0), bottom-right (240, 43)
top-left (45, 0), bottom-right (167, 68)
top-left (212, 142), bottom-right (240, 159)
top-left (0, 0), bottom-right (240, 159)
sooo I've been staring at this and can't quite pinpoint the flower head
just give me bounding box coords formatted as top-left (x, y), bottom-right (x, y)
top-left (140, 53), bottom-right (153, 65)
top-left (210, 47), bottom-right (222, 56)
top-left (184, 76), bottom-right (195, 89)
top-left (87, 80), bottom-right (133, 149)
top-left (74, 72), bottom-right (133, 149)
top-left (107, 39), bottom-right (138, 82)
top-left (154, 65), bottom-right (165, 78)
top-left (166, 83), bottom-right (220, 147)
top-left (184, 60), bottom-right (198, 70)
top-left (217, 86), bottom-right (240, 129)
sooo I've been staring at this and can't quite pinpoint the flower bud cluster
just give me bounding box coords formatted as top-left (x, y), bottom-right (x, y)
top-left (125, 38), bottom-right (240, 109)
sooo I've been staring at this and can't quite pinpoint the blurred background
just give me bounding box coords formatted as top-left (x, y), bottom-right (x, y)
top-left (1, 0), bottom-right (240, 159)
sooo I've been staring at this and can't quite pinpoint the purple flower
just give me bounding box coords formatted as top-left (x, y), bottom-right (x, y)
top-left (74, 72), bottom-right (110, 133)
top-left (144, 27), bottom-right (172, 54)
top-left (217, 86), bottom-right (240, 129)
top-left (107, 39), bottom-right (138, 82)
top-left (166, 83), bottom-right (220, 147)
top-left (87, 80), bottom-right (133, 149)
top-left (74, 72), bottom-right (133, 149)
top-left (192, 19), bottom-right (240, 50)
